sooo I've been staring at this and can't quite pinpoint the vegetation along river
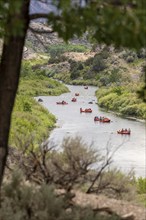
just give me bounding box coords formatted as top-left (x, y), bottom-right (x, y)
top-left (38, 85), bottom-right (145, 177)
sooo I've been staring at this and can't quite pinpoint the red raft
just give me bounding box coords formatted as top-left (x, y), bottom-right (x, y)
top-left (94, 116), bottom-right (110, 123)
top-left (117, 130), bottom-right (131, 135)
top-left (56, 101), bottom-right (68, 105)
top-left (71, 97), bottom-right (77, 102)
top-left (75, 93), bottom-right (79, 96)
top-left (80, 108), bottom-right (92, 113)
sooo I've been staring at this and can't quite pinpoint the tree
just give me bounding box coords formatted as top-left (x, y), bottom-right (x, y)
top-left (0, 0), bottom-right (146, 186)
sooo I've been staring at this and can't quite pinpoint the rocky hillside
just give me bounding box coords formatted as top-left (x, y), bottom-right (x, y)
top-left (24, 22), bottom-right (90, 59)
top-left (24, 22), bottom-right (145, 85)
top-left (23, 22), bottom-right (146, 119)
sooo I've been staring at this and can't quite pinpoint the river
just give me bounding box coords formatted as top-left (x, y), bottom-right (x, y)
top-left (37, 85), bottom-right (145, 177)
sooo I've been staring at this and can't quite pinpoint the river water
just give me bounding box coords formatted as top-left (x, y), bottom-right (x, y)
top-left (38, 85), bottom-right (145, 177)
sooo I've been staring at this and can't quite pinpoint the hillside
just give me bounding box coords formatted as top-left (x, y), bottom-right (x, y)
top-left (24, 22), bottom-right (90, 57)
top-left (0, 21), bottom-right (145, 219)
top-left (23, 22), bottom-right (146, 120)
top-left (24, 22), bottom-right (144, 85)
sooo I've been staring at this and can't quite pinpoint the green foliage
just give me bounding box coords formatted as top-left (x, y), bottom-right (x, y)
top-left (19, 61), bottom-right (69, 96)
top-left (137, 48), bottom-right (146, 59)
top-left (91, 54), bottom-right (107, 72)
top-left (1, 1), bottom-right (146, 50)
top-left (135, 177), bottom-right (146, 205)
top-left (89, 169), bottom-right (136, 200)
top-left (69, 60), bottom-right (83, 80)
top-left (10, 95), bottom-right (56, 147)
top-left (48, 55), bottom-right (67, 64)
top-left (54, 49), bottom-right (110, 83)
top-left (22, 100), bottom-right (32, 112)
top-left (96, 84), bottom-right (146, 119)
top-left (19, 76), bottom-right (69, 96)
top-left (10, 59), bottom-right (69, 147)
top-left (0, 174), bottom-right (121, 220)
top-left (12, 136), bottom-right (138, 202)
top-left (21, 62), bottom-right (33, 77)
top-left (126, 56), bottom-right (135, 63)
top-left (47, 1), bottom-right (146, 49)
top-left (48, 43), bottom-right (89, 59)
top-left (120, 104), bottom-right (140, 117)
top-left (121, 50), bottom-right (137, 61)
top-left (136, 177), bottom-right (146, 194)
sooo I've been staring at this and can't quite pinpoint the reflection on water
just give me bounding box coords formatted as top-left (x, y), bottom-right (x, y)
top-left (37, 84), bottom-right (145, 177)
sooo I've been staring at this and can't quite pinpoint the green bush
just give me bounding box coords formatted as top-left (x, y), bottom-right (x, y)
top-left (88, 169), bottom-right (136, 200)
top-left (98, 93), bottom-right (118, 109)
top-left (10, 61), bottom-right (69, 147)
top-left (10, 96), bottom-right (56, 147)
top-left (48, 43), bottom-right (89, 59)
top-left (70, 60), bottom-right (83, 80)
top-left (0, 174), bottom-right (121, 220)
top-left (137, 48), bottom-right (146, 59)
top-left (92, 54), bottom-right (107, 72)
top-left (48, 55), bottom-right (67, 64)
top-left (120, 104), bottom-right (140, 116)
top-left (121, 50), bottom-right (137, 61)
top-left (136, 177), bottom-right (146, 194)
top-left (126, 56), bottom-right (135, 63)
top-left (96, 85), bottom-right (146, 119)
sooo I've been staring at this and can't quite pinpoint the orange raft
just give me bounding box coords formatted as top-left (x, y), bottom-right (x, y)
top-left (94, 116), bottom-right (110, 123)
top-left (80, 108), bottom-right (92, 113)
top-left (117, 130), bottom-right (131, 135)
top-left (56, 101), bottom-right (68, 105)
top-left (75, 93), bottom-right (79, 96)
top-left (71, 97), bottom-right (77, 102)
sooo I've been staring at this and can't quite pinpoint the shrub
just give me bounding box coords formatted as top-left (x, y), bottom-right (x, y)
top-left (109, 69), bottom-right (121, 83)
top-left (126, 56), bottom-right (135, 63)
top-left (96, 85), bottom-right (145, 119)
top-left (87, 169), bottom-right (136, 200)
top-left (85, 56), bottom-right (94, 66)
top-left (70, 61), bottom-right (83, 80)
top-left (23, 101), bottom-right (32, 112)
top-left (48, 55), bottom-right (67, 64)
top-left (136, 177), bottom-right (146, 194)
top-left (121, 50), bottom-right (137, 61)
top-left (137, 48), bottom-right (146, 59)
top-left (120, 104), bottom-right (140, 116)
top-left (92, 54), bottom-right (107, 72)
top-left (21, 62), bottom-right (33, 77)
top-left (98, 93), bottom-right (118, 109)
top-left (0, 174), bottom-right (121, 220)
top-left (48, 43), bottom-right (89, 59)
top-left (9, 136), bottom-right (137, 202)
top-left (98, 75), bottom-right (110, 86)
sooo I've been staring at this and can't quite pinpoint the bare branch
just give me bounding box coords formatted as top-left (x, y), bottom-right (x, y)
top-left (86, 137), bottom-right (128, 194)
top-left (28, 28), bottom-right (48, 50)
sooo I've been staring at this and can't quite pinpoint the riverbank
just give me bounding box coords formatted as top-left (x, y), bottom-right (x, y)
top-left (95, 85), bottom-right (146, 120)
top-left (53, 77), bottom-right (146, 121)
top-left (40, 84), bottom-right (145, 178)
top-left (46, 45), bottom-right (145, 121)
top-left (9, 62), bottom-right (69, 148)
top-left (97, 105), bottom-right (145, 123)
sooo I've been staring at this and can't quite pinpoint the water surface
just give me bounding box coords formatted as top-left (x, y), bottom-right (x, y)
top-left (38, 85), bottom-right (145, 177)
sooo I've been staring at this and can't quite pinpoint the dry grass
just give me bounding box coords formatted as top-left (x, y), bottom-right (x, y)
top-left (73, 190), bottom-right (146, 220)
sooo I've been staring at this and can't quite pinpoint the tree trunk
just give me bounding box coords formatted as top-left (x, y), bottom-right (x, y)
top-left (0, 0), bottom-right (30, 187)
